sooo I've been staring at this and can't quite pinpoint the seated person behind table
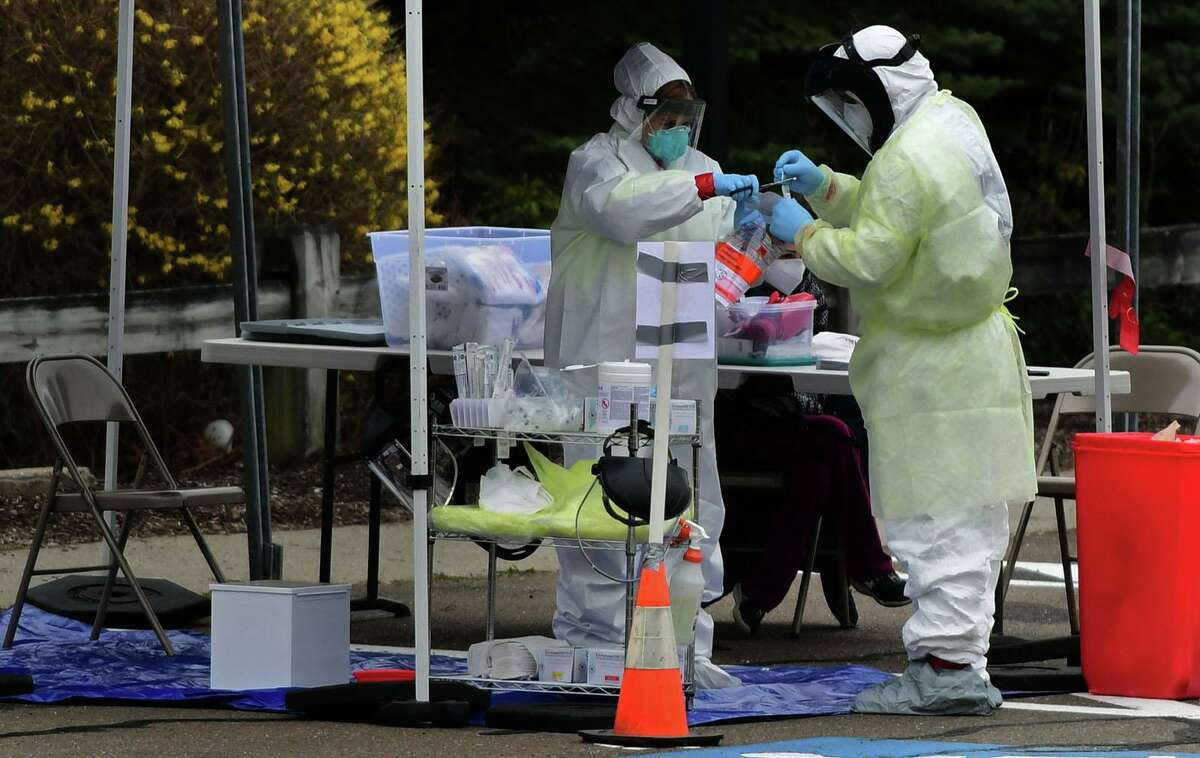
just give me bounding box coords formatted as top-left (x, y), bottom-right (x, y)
top-left (715, 259), bottom-right (907, 635)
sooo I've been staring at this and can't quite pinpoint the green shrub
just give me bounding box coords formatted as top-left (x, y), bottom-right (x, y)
top-left (0, 0), bottom-right (439, 296)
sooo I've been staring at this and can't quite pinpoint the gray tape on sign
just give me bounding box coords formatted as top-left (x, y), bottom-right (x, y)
top-left (636, 254), bottom-right (709, 284)
top-left (635, 321), bottom-right (709, 346)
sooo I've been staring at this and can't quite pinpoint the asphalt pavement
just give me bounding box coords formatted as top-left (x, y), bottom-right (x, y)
top-left (3, 558), bottom-right (1200, 758)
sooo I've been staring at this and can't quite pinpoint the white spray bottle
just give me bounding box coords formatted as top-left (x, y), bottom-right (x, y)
top-left (669, 520), bottom-right (708, 647)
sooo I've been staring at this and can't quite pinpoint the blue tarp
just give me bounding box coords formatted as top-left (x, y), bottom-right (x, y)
top-left (689, 663), bottom-right (889, 725)
top-left (0, 607), bottom-right (466, 711)
top-left (0, 606), bottom-right (889, 725)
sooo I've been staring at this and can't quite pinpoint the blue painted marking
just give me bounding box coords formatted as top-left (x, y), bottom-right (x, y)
top-left (646, 736), bottom-right (1200, 757)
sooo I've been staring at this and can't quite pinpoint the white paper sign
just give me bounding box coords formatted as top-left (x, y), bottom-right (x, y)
top-left (635, 240), bottom-right (716, 361)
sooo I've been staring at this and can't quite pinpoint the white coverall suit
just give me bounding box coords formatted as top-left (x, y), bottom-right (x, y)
top-left (544, 44), bottom-right (733, 677)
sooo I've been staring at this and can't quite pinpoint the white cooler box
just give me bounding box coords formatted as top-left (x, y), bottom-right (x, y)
top-left (210, 581), bottom-right (351, 691)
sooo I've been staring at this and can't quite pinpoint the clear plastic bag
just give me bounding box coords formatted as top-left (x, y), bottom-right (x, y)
top-left (479, 463), bottom-right (553, 515)
top-left (500, 357), bottom-right (584, 432)
top-left (714, 207), bottom-right (789, 308)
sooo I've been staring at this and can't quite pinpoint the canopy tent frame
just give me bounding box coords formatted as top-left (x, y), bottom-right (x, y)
top-left (1084, 0), bottom-right (1113, 431)
top-left (95, 0), bottom-right (1129, 701)
top-left (102, 0), bottom-right (136, 557)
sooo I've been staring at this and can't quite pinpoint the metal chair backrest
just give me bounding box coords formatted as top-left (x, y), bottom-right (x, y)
top-left (25, 354), bottom-right (178, 491)
top-left (27, 355), bottom-right (138, 427)
top-left (1037, 345), bottom-right (1200, 474)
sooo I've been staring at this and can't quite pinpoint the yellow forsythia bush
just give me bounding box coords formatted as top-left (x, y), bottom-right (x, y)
top-left (0, 0), bottom-right (440, 296)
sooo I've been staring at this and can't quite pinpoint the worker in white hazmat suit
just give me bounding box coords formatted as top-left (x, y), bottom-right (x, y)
top-left (768, 26), bottom-right (1036, 715)
top-left (546, 42), bottom-right (755, 689)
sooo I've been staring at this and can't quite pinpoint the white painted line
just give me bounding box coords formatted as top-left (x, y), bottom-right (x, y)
top-left (1003, 700), bottom-right (1200, 720)
top-left (792, 562), bottom-right (1077, 591)
top-left (742, 753), bottom-right (832, 757)
top-left (1079, 693), bottom-right (1200, 719)
top-left (1013, 560), bottom-right (1080, 583)
top-left (1003, 701), bottom-right (1159, 718)
top-left (1007, 578), bottom-right (1072, 589)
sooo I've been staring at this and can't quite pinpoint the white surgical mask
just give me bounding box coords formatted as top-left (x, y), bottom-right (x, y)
top-left (843, 102), bottom-right (873, 145)
top-left (763, 258), bottom-right (808, 294)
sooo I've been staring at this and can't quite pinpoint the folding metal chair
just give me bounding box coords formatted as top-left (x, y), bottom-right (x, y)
top-left (5, 354), bottom-right (239, 655)
top-left (718, 470), bottom-right (856, 634)
top-left (999, 345), bottom-right (1200, 634)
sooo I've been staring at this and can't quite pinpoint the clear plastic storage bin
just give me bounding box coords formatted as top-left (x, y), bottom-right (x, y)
top-left (369, 227), bottom-right (550, 349)
top-left (717, 296), bottom-right (818, 366)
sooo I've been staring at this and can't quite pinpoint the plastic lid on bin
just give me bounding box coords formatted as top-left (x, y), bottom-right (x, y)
top-left (1073, 431), bottom-right (1200, 453)
top-left (599, 361), bottom-right (653, 387)
top-left (209, 580), bottom-right (352, 596)
top-left (367, 226), bottom-right (549, 241)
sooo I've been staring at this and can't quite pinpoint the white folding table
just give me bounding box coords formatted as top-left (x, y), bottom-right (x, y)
top-left (202, 336), bottom-right (1131, 589)
top-left (717, 362), bottom-right (1131, 400)
top-left (204, 337), bottom-right (1130, 401)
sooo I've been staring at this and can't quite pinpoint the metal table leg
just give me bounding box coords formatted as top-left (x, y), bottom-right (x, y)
top-left (624, 522), bottom-right (636, 647)
top-left (685, 436), bottom-right (701, 708)
top-left (320, 365), bottom-right (407, 615)
top-left (486, 542), bottom-right (497, 641)
top-left (319, 369), bottom-right (338, 583)
top-left (349, 472), bottom-right (409, 616)
top-left (791, 516), bottom-right (824, 636)
top-left (367, 474), bottom-right (381, 597)
top-left (623, 408), bottom-right (639, 648)
top-left (1054, 496), bottom-right (1080, 635)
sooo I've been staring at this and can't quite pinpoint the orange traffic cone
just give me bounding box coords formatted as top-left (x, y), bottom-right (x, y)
top-left (579, 563), bottom-right (722, 748)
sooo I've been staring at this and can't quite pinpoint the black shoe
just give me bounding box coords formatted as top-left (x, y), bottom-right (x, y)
top-left (731, 585), bottom-right (765, 638)
top-left (820, 573), bottom-right (859, 628)
top-left (852, 571), bottom-right (911, 608)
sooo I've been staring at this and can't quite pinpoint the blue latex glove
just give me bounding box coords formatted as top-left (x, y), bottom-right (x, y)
top-left (769, 197), bottom-right (815, 243)
top-left (773, 149), bottom-right (825, 195)
top-left (713, 172), bottom-right (759, 199)
top-left (735, 204), bottom-right (763, 229)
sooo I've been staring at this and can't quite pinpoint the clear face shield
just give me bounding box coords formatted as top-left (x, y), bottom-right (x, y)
top-left (634, 95), bottom-right (706, 165)
top-left (811, 91), bottom-right (875, 156)
top-left (805, 32), bottom-right (922, 156)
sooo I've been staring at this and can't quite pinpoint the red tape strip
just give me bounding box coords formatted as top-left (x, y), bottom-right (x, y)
top-left (1109, 276), bottom-right (1140, 355)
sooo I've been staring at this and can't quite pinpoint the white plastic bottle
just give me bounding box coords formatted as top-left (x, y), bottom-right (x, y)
top-left (669, 522), bottom-right (708, 647)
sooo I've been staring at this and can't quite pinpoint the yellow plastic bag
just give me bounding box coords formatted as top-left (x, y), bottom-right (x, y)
top-left (430, 444), bottom-right (678, 542)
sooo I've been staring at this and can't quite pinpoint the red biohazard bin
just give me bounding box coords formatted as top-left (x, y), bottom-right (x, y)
top-left (1073, 432), bottom-right (1200, 698)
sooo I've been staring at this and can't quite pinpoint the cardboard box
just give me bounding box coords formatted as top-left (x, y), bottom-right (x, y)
top-left (584, 398), bottom-right (697, 435)
top-left (637, 400), bottom-right (698, 435)
top-left (540, 647), bottom-right (588, 683)
top-left (586, 648), bottom-right (625, 687)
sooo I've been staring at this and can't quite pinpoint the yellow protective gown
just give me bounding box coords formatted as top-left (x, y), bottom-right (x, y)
top-left (797, 90), bottom-right (1036, 520)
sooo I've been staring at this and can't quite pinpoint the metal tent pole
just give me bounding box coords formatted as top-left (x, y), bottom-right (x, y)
top-left (1117, 0), bottom-right (1141, 308)
top-left (648, 242), bottom-right (681, 548)
top-left (216, 0), bottom-right (277, 579)
top-left (682, 0), bottom-right (729, 165)
top-left (1083, 0), bottom-right (1112, 433)
top-left (1115, 0), bottom-right (1141, 431)
top-left (405, 0), bottom-right (431, 703)
top-left (101, 0), bottom-right (136, 560)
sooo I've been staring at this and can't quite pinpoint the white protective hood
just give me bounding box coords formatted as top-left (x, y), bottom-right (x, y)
top-left (609, 42), bottom-right (692, 132)
top-left (830, 26), bottom-right (1012, 241)
top-left (835, 25), bottom-right (938, 137)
